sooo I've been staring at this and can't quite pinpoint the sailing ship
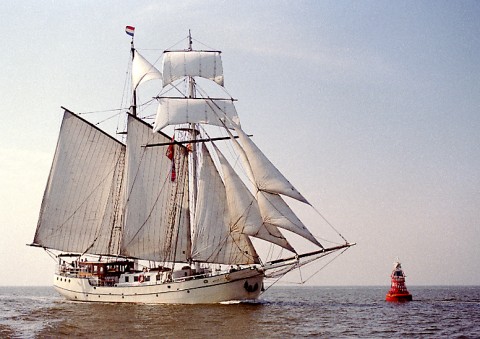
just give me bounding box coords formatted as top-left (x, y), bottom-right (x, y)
top-left (30, 28), bottom-right (355, 304)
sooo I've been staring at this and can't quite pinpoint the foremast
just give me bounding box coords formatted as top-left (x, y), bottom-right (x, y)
top-left (129, 30), bottom-right (137, 117)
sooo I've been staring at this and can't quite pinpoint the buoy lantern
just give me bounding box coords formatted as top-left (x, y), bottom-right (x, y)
top-left (385, 260), bottom-right (413, 302)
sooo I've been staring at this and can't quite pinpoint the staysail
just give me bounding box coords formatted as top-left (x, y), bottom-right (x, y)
top-left (191, 144), bottom-right (259, 264)
top-left (225, 124), bottom-right (321, 247)
top-left (132, 50), bottom-right (163, 90)
top-left (257, 192), bottom-right (322, 247)
top-left (234, 125), bottom-right (309, 204)
top-left (33, 110), bottom-right (125, 255)
top-left (121, 115), bottom-right (190, 262)
top-left (214, 144), bottom-right (294, 252)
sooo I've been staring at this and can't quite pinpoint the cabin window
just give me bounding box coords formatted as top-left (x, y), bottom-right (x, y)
top-left (145, 276), bottom-right (150, 282)
top-left (125, 276), bottom-right (129, 283)
top-left (100, 266), bottom-right (104, 273)
top-left (134, 276), bottom-right (139, 282)
top-left (93, 266), bottom-right (98, 273)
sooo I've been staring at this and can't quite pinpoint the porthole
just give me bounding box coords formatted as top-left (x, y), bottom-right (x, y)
top-left (204, 280), bottom-right (208, 283)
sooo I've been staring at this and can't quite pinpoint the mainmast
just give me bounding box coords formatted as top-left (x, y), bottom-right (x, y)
top-left (187, 30), bottom-right (198, 214)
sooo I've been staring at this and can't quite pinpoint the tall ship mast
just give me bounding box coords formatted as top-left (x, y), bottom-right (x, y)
top-left (29, 28), bottom-right (355, 304)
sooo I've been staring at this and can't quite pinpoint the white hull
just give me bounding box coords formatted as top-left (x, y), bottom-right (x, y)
top-left (53, 268), bottom-right (264, 304)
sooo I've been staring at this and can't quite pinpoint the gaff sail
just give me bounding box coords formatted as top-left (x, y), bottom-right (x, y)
top-left (33, 110), bottom-right (125, 255)
top-left (121, 115), bottom-right (190, 263)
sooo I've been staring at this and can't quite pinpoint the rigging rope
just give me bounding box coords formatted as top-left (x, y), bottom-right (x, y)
top-left (44, 160), bottom-right (120, 240)
top-left (260, 263), bottom-right (298, 294)
top-left (261, 246), bottom-right (351, 294)
top-left (81, 153), bottom-right (125, 256)
top-left (311, 205), bottom-right (348, 243)
top-left (301, 246), bottom-right (350, 284)
top-left (78, 108), bottom-right (128, 115)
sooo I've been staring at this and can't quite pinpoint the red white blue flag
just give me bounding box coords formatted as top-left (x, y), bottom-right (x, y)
top-left (125, 26), bottom-right (135, 37)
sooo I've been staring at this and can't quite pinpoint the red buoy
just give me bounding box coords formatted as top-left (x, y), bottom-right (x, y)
top-left (385, 260), bottom-right (412, 302)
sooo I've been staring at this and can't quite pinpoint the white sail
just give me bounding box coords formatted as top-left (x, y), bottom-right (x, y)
top-left (234, 126), bottom-right (309, 204)
top-left (214, 144), bottom-right (294, 251)
top-left (191, 144), bottom-right (259, 264)
top-left (121, 115), bottom-right (190, 262)
top-left (153, 98), bottom-right (239, 132)
top-left (132, 50), bottom-right (163, 89)
top-left (215, 144), bottom-right (261, 235)
top-left (257, 222), bottom-right (295, 252)
top-left (33, 110), bottom-right (125, 255)
top-left (257, 191), bottom-right (322, 247)
top-left (162, 51), bottom-right (223, 87)
top-left (224, 125), bottom-right (320, 247)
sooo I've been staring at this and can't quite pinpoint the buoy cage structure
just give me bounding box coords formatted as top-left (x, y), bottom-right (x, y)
top-left (385, 261), bottom-right (412, 302)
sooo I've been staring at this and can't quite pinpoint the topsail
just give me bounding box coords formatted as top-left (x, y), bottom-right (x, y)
top-left (162, 51), bottom-right (224, 87)
top-left (153, 98), bottom-right (240, 132)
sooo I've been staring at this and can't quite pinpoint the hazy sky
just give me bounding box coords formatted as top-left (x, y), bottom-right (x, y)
top-left (1, 1), bottom-right (479, 287)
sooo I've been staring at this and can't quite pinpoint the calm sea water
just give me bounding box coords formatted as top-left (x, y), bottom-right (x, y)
top-left (1, 285), bottom-right (479, 338)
